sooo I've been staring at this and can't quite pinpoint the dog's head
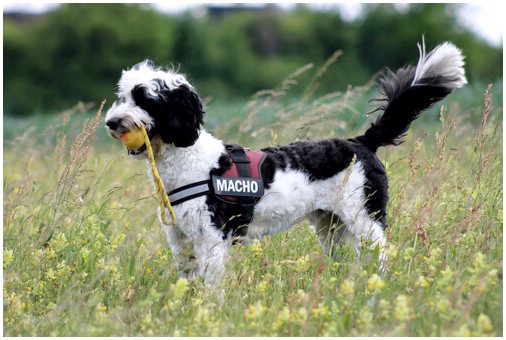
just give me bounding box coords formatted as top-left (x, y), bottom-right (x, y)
top-left (104, 60), bottom-right (205, 157)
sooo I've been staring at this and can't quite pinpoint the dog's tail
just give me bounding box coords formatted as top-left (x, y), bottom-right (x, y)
top-left (355, 38), bottom-right (467, 152)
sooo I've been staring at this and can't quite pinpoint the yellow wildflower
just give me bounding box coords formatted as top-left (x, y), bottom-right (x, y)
top-left (452, 324), bottom-right (471, 336)
top-left (81, 247), bottom-right (90, 262)
top-left (476, 313), bottom-right (493, 334)
top-left (487, 268), bottom-right (499, 286)
top-left (339, 279), bottom-right (355, 297)
top-left (7, 293), bottom-right (25, 313)
top-left (429, 247), bottom-right (442, 260)
top-left (416, 275), bottom-right (432, 289)
top-left (272, 306), bottom-right (290, 332)
top-left (46, 268), bottom-right (57, 281)
top-left (3, 249), bottom-right (14, 268)
top-left (249, 240), bottom-right (263, 257)
top-left (294, 255), bottom-right (310, 272)
top-left (258, 280), bottom-right (270, 293)
top-left (379, 299), bottom-right (390, 319)
top-left (46, 246), bottom-right (57, 260)
top-left (366, 273), bottom-right (385, 295)
top-left (438, 267), bottom-right (454, 282)
top-left (140, 312), bottom-right (154, 333)
top-left (110, 233), bottom-right (125, 251)
top-left (421, 248), bottom-right (443, 273)
top-left (393, 295), bottom-right (412, 321)
top-left (357, 307), bottom-right (373, 331)
top-left (331, 262), bottom-right (341, 271)
top-left (245, 301), bottom-right (267, 321)
top-left (50, 232), bottom-right (69, 253)
top-left (171, 278), bottom-right (189, 300)
top-left (472, 252), bottom-right (487, 271)
top-left (435, 298), bottom-right (451, 314)
top-left (56, 260), bottom-right (70, 277)
top-left (195, 306), bottom-right (211, 327)
top-left (403, 247), bottom-right (415, 261)
top-left (294, 307), bottom-right (308, 322)
top-left (311, 302), bottom-right (330, 318)
top-left (385, 244), bottom-right (398, 260)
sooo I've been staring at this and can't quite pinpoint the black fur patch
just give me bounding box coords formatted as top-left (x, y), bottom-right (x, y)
top-left (263, 139), bottom-right (355, 181)
top-left (263, 139), bottom-right (388, 226)
top-left (132, 81), bottom-right (205, 147)
top-left (356, 67), bottom-right (454, 152)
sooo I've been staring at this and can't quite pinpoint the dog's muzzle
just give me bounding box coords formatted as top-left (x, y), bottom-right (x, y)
top-left (105, 117), bottom-right (122, 131)
top-left (105, 118), bottom-right (148, 155)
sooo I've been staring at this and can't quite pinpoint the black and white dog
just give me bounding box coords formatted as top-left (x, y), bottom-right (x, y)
top-left (105, 40), bottom-right (466, 285)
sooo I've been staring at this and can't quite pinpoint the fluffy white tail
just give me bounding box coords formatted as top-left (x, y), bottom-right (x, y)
top-left (355, 38), bottom-right (467, 152)
top-left (412, 37), bottom-right (467, 88)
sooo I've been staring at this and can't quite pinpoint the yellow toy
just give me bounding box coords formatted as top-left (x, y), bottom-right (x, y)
top-left (121, 128), bottom-right (145, 149)
top-left (121, 126), bottom-right (176, 225)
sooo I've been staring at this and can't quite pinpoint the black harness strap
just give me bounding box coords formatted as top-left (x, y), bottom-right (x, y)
top-left (228, 144), bottom-right (251, 176)
top-left (225, 144), bottom-right (256, 234)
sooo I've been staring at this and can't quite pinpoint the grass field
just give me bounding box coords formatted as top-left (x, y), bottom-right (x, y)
top-left (3, 73), bottom-right (503, 336)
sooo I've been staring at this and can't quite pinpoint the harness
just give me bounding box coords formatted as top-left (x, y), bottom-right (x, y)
top-left (168, 144), bottom-right (266, 236)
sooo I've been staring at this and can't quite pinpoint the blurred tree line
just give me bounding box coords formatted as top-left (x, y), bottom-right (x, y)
top-left (4, 3), bottom-right (502, 115)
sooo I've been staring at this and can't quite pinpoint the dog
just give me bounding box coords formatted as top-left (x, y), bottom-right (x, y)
top-left (105, 39), bottom-right (466, 286)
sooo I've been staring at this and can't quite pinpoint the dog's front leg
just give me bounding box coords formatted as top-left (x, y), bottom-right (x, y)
top-left (159, 208), bottom-right (229, 286)
top-left (191, 229), bottom-right (229, 287)
top-left (161, 222), bottom-right (201, 280)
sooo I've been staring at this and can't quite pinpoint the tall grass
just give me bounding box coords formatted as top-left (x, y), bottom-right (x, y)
top-left (3, 66), bottom-right (502, 335)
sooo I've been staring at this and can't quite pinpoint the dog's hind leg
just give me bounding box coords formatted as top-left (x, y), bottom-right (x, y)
top-left (308, 210), bottom-right (347, 259)
top-left (309, 209), bottom-right (385, 273)
top-left (327, 163), bottom-right (387, 273)
top-left (335, 209), bottom-right (387, 274)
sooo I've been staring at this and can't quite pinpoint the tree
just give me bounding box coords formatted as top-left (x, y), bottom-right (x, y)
top-left (4, 4), bottom-right (175, 115)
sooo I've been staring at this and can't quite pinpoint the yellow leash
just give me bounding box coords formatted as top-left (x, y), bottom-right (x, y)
top-left (139, 126), bottom-right (176, 225)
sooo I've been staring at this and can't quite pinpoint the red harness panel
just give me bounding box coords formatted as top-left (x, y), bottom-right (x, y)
top-left (219, 150), bottom-right (266, 202)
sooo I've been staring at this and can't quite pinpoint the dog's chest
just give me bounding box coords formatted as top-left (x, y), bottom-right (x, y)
top-left (152, 131), bottom-right (225, 192)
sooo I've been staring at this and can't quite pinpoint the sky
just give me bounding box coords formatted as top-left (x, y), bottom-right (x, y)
top-left (2, 2), bottom-right (504, 47)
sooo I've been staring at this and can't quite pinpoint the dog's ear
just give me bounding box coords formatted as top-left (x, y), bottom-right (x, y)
top-left (131, 80), bottom-right (204, 147)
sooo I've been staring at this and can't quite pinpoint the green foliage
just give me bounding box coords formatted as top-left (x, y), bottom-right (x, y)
top-left (3, 3), bottom-right (502, 115)
top-left (4, 4), bottom-right (175, 115)
top-left (356, 4), bottom-right (502, 80)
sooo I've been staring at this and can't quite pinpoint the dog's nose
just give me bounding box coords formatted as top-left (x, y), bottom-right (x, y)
top-left (106, 118), bottom-right (121, 130)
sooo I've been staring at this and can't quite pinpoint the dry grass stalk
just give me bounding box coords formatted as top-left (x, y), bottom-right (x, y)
top-left (302, 50), bottom-right (343, 103)
top-left (475, 83), bottom-right (494, 153)
top-left (40, 100), bottom-right (106, 246)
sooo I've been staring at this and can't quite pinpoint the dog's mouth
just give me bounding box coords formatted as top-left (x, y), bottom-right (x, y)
top-left (106, 125), bottom-right (151, 156)
top-left (121, 127), bottom-right (150, 156)
top-left (127, 143), bottom-right (147, 155)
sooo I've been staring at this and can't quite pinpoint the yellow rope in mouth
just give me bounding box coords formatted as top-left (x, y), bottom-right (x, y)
top-left (139, 126), bottom-right (176, 225)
